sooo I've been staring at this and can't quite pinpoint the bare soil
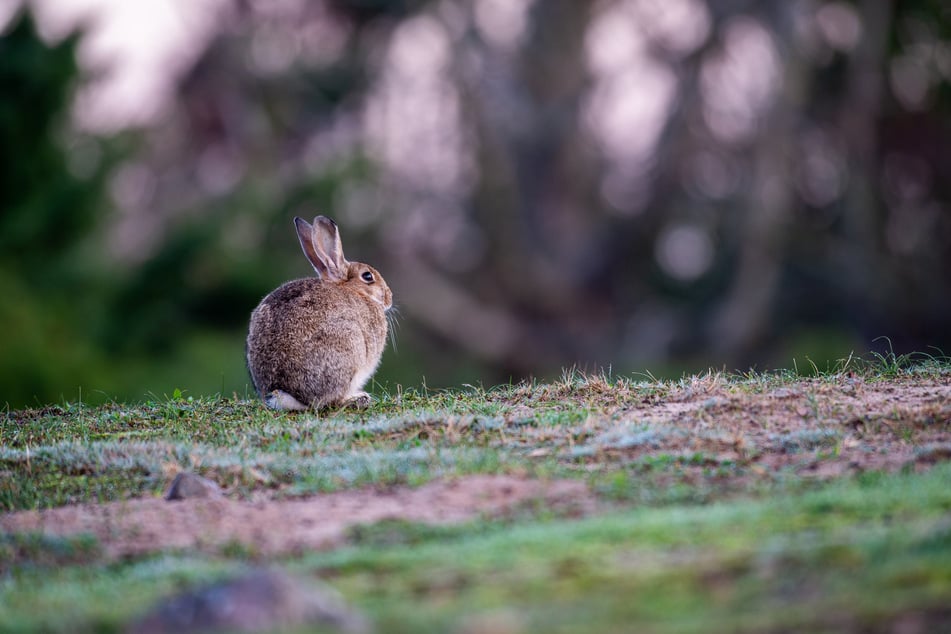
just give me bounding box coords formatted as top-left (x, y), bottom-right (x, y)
top-left (624, 376), bottom-right (948, 471)
top-left (628, 374), bottom-right (951, 476)
top-left (0, 475), bottom-right (593, 559)
top-left (500, 374), bottom-right (951, 484)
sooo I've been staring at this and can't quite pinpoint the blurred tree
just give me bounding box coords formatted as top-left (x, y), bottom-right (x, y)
top-left (0, 9), bottom-right (113, 406)
top-left (79, 0), bottom-right (951, 395)
top-left (0, 11), bottom-right (100, 276)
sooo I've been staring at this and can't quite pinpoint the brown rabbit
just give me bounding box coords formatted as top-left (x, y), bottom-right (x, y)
top-left (246, 216), bottom-right (392, 410)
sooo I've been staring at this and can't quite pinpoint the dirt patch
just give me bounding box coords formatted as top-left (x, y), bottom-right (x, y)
top-left (0, 475), bottom-right (593, 559)
top-left (558, 374), bottom-right (951, 475)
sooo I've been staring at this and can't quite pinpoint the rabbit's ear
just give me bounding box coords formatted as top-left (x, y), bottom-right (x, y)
top-left (295, 215), bottom-right (348, 281)
top-left (295, 217), bottom-right (325, 279)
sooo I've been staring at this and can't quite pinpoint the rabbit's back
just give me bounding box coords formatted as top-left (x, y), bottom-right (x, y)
top-left (247, 277), bottom-right (387, 408)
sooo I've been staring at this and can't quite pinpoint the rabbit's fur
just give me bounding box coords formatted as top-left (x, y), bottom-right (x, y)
top-left (246, 216), bottom-right (392, 410)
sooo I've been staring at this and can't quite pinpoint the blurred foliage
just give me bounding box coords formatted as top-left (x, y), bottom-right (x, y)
top-left (0, 13), bottom-right (95, 269)
top-left (0, 11), bottom-right (110, 406)
top-left (1, 1), bottom-right (950, 408)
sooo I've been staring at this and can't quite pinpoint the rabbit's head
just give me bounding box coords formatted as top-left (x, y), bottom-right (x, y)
top-left (294, 216), bottom-right (392, 311)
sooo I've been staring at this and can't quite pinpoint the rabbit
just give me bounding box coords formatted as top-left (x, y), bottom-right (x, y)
top-left (246, 215), bottom-right (393, 410)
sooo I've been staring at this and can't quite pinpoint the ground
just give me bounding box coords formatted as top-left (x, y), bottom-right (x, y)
top-left (2, 475), bottom-right (593, 558)
top-left (1, 357), bottom-right (950, 632)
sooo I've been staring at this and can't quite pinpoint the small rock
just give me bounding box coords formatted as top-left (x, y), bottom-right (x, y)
top-left (165, 472), bottom-right (223, 501)
top-left (127, 568), bottom-right (370, 634)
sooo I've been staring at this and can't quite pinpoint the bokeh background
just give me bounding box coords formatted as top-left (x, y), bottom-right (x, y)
top-left (2, 0), bottom-right (949, 408)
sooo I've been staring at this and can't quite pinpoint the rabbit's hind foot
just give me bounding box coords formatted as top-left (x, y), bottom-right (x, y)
top-left (265, 390), bottom-right (309, 411)
top-left (344, 392), bottom-right (372, 409)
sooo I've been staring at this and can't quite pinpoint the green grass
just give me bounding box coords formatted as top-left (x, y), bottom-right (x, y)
top-left (312, 465), bottom-right (951, 633)
top-left (1, 356), bottom-right (950, 632)
top-left (3, 464), bottom-right (951, 632)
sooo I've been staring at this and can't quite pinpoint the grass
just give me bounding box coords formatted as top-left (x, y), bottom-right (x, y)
top-left (1, 355), bottom-right (950, 632)
top-left (3, 464), bottom-right (951, 632)
top-left (314, 465), bottom-right (951, 633)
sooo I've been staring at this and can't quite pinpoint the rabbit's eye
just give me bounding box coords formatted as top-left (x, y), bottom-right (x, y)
top-left (361, 271), bottom-right (375, 283)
